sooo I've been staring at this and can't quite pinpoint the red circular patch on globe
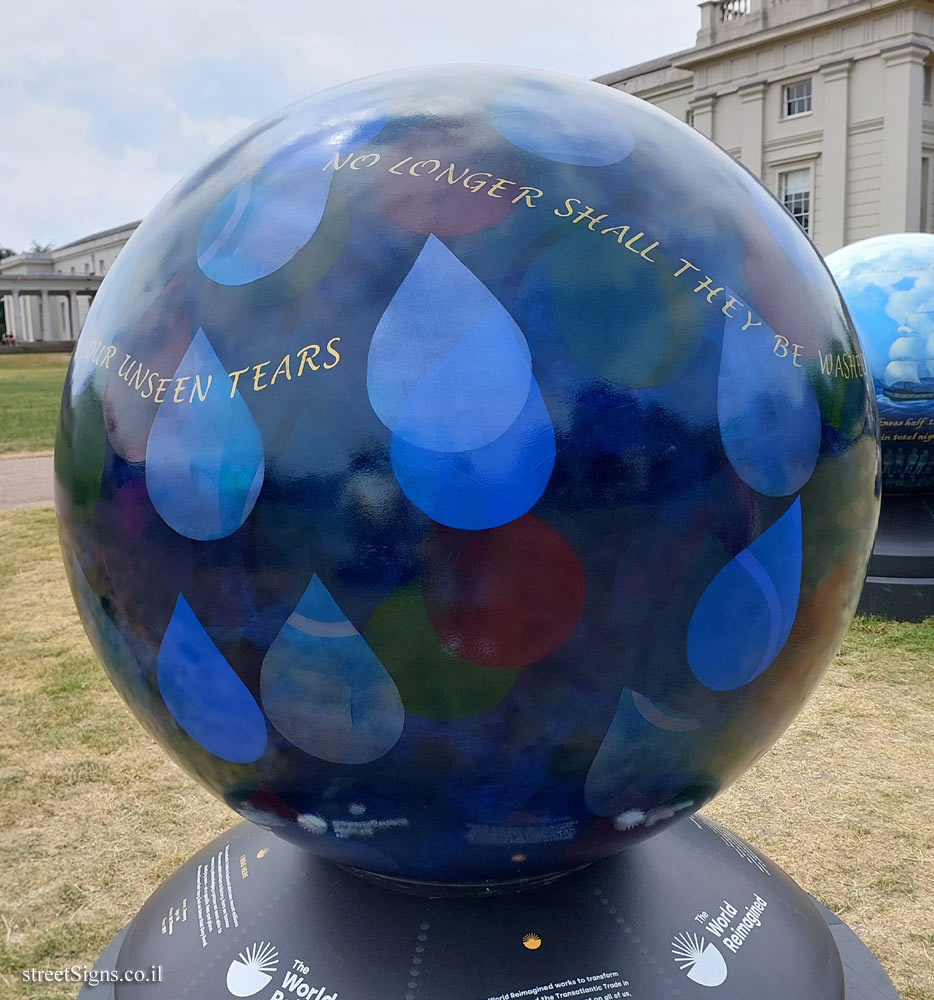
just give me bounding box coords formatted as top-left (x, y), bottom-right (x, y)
top-left (424, 515), bottom-right (586, 669)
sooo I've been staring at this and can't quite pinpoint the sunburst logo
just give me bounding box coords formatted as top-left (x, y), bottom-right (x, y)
top-left (226, 941), bottom-right (280, 997)
top-left (522, 933), bottom-right (542, 951)
top-left (671, 931), bottom-right (727, 988)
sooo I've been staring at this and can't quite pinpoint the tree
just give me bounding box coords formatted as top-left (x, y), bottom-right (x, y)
top-left (28, 239), bottom-right (54, 253)
top-left (0, 246), bottom-right (15, 260)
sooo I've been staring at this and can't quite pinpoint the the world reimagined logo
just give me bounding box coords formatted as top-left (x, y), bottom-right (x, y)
top-left (226, 941), bottom-right (279, 997)
top-left (671, 893), bottom-right (770, 988)
top-left (226, 944), bottom-right (340, 1000)
top-left (670, 932), bottom-right (728, 988)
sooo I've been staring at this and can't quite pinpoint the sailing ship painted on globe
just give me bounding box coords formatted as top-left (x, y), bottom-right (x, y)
top-left (882, 320), bottom-right (934, 402)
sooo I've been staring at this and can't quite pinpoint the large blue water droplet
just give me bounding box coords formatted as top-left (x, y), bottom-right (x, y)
top-left (490, 78), bottom-right (635, 166)
top-left (368, 235), bottom-right (533, 452)
top-left (69, 556), bottom-right (145, 707)
top-left (687, 498), bottom-right (802, 692)
top-left (157, 594), bottom-right (268, 763)
top-left (737, 171), bottom-right (823, 288)
top-left (197, 162), bottom-right (330, 287)
top-left (145, 329), bottom-right (264, 540)
top-left (631, 691), bottom-right (701, 732)
top-left (260, 576), bottom-right (405, 764)
top-left (718, 302), bottom-right (821, 496)
top-left (70, 232), bottom-right (144, 395)
top-left (585, 688), bottom-right (702, 817)
top-left (198, 112), bottom-right (387, 286)
top-left (390, 382), bottom-right (556, 530)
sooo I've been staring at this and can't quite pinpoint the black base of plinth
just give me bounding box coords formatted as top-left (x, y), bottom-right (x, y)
top-left (78, 817), bottom-right (897, 1000)
top-left (858, 494), bottom-right (934, 620)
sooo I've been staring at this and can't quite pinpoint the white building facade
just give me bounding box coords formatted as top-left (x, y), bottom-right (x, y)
top-left (0, 221), bottom-right (138, 343)
top-left (597, 0), bottom-right (934, 255)
top-left (4, 4), bottom-right (928, 340)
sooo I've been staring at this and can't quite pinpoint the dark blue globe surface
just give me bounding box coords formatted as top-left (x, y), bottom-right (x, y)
top-left (827, 232), bottom-right (934, 493)
top-left (56, 66), bottom-right (879, 886)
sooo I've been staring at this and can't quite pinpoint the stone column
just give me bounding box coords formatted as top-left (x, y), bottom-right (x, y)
top-left (21, 293), bottom-right (33, 342)
top-left (40, 289), bottom-right (50, 341)
top-left (738, 81), bottom-right (767, 177)
top-left (8, 290), bottom-right (19, 340)
top-left (690, 94), bottom-right (717, 141)
top-left (881, 43), bottom-right (926, 233)
top-left (819, 58), bottom-right (852, 253)
top-left (69, 290), bottom-right (80, 341)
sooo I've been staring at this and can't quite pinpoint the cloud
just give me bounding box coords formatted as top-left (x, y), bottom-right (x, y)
top-left (0, 0), bottom-right (698, 251)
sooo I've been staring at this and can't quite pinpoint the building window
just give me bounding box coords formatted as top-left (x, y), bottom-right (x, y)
top-left (70, 266), bottom-right (75, 274)
top-left (84, 262), bottom-right (90, 274)
top-left (779, 167), bottom-right (812, 233)
top-left (60, 301), bottom-right (67, 331)
top-left (783, 79), bottom-right (812, 118)
top-left (686, 108), bottom-right (695, 127)
top-left (99, 259), bottom-right (106, 274)
top-left (925, 64), bottom-right (933, 105)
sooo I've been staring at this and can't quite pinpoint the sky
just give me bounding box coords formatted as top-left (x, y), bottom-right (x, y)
top-left (0, 0), bottom-right (698, 253)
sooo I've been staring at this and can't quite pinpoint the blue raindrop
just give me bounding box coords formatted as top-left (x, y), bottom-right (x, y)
top-left (631, 690), bottom-right (701, 732)
top-left (390, 382), bottom-right (556, 530)
top-left (70, 556), bottom-right (144, 706)
top-left (490, 78), bottom-right (635, 166)
top-left (737, 170), bottom-right (823, 287)
top-left (260, 576), bottom-right (405, 764)
top-left (198, 113), bottom-right (387, 286)
top-left (717, 301), bottom-right (821, 496)
top-left (367, 235), bottom-right (533, 452)
top-left (585, 689), bottom-right (641, 816)
top-left (157, 594), bottom-right (268, 763)
top-left (585, 688), bottom-right (700, 817)
top-left (70, 232), bottom-right (144, 395)
top-left (145, 328), bottom-right (264, 540)
top-left (197, 160), bottom-right (330, 286)
top-left (687, 498), bottom-right (802, 692)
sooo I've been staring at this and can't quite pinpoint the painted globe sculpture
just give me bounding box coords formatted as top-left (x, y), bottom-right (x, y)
top-left (56, 66), bottom-right (879, 886)
top-left (827, 232), bottom-right (934, 493)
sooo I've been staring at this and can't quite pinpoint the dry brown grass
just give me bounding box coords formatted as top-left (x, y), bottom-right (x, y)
top-left (0, 508), bottom-right (230, 999)
top-left (0, 506), bottom-right (931, 999)
top-left (708, 615), bottom-right (934, 1000)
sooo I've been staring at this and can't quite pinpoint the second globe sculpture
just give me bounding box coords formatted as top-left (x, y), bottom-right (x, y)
top-left (829, 233), bottom-right (934, 618)
top-left (58, 67), bottom-right (883, 999)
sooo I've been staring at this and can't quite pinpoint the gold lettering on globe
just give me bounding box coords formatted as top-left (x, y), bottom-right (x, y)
top-left (326, 147), bottom-right (865, 380)
top-left (79, 337), bottom-right (342, 405)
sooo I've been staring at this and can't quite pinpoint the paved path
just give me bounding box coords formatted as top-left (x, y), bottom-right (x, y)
top-left (0, 453), bottom-right (54, 510)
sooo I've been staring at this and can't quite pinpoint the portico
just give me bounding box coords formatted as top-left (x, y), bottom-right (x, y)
top-left (0, 273), bottom-right (101, 342)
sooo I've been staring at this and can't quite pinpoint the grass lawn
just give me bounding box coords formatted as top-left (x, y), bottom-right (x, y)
top-left (0, 506), bottom-right (931, 999)
top-left (0, 354), bottom-right (70, 455)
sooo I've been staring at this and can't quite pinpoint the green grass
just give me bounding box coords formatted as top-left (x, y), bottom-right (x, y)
top-left (0, 507), bottom-right (932, 999)
top-left (0, 354), bottom-right (70, 454)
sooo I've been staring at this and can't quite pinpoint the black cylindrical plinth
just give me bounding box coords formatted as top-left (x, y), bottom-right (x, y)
top-left (78, 818), bottom-right (898, 1000)
top-left (858, 494), bottom-right (934, 620)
